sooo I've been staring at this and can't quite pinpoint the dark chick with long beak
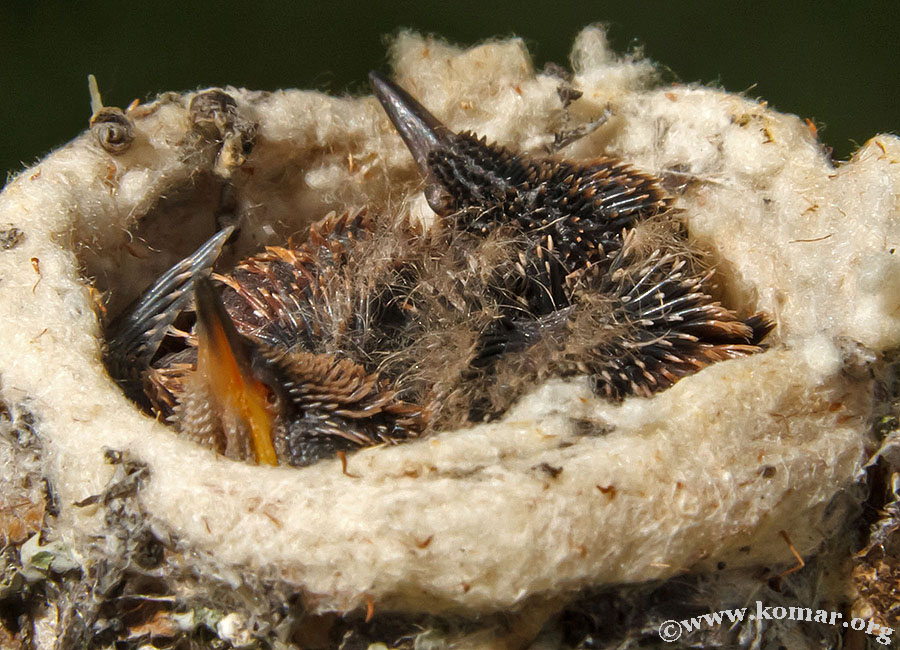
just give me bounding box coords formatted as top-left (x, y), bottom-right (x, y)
top-left (104, 74), bottom-right (772, 468)
top-left (105, 213), bottom-right (426, 468)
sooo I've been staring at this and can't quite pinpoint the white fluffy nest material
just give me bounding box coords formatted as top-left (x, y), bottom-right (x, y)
top-left (1, 28), bottom-right (898, 616)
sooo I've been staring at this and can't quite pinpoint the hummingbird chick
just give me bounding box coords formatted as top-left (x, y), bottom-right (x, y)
top-left (368, 72), bottom-right (772, 420)
top-left (104, 74), bottom-right (773, 467)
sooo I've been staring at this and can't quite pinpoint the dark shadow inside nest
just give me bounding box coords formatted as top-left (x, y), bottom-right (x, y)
top-left (78, 175), bottom-right (230, 321)
top-left (80, 175), bottom-right (307, 322)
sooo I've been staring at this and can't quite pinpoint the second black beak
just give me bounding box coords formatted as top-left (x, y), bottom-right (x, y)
top-left (369, 71), bottom-right (454, 214)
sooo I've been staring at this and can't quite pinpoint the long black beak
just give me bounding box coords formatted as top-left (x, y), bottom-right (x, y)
top-left (105, 226), bottom-right (234, 402)
top-left (369, 71), bottom-right (454, 213)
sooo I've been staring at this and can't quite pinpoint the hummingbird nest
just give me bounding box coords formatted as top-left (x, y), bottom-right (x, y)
top-left (1, 27), bottom-right (900, 649)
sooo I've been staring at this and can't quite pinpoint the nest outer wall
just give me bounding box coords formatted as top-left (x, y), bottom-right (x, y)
top-left (0, 27), bottom-right (898, 616)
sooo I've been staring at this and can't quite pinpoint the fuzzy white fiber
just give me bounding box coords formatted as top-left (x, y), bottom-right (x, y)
top-left (0, 28), bottom-right (896, 615)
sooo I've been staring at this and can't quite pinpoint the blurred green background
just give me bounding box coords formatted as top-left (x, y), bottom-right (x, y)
top-left (2, 0), bottom-right (897, 180)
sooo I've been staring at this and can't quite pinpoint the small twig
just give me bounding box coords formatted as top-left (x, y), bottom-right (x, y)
top-left (30, 257), bottom-right (42, 293)
top-left (778, 530), bottom-right (805, 577)
top-left (364, 594), bottom-right (375, 623)
top-left (789, 233), bottom-right (833, 244)
top-left (336, 451), bottom-right (359, 478)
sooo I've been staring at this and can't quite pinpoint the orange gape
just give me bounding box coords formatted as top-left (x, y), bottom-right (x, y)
top-left (197, 296), bottom-right (278, 465)
top-left (196, 285), bottom-right (278, 466)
